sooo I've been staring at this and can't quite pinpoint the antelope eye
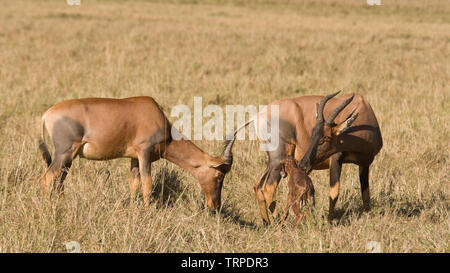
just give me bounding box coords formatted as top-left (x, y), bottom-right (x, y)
top-left (318, 138), bottom-right (325, 145)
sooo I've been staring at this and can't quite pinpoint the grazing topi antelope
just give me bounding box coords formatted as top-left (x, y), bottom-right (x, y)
top-left (227, 91), bottom-right (382, 224)
top-left (38, 96), bottom-right (235, 210)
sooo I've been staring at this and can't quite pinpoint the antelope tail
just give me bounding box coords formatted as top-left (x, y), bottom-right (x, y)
top-left (39, 118), bottom-right (52, 167)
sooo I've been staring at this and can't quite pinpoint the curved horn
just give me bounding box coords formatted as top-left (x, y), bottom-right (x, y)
top-left (297, 125), bottom-right (320, 171)
top-left (317, 90), bottom-right (341, 123)
top-left (325, 94), bottom-right (355, 126)
top-left (219, 119), bottom-right (254, 167)
top-left (222, 137), bottom-right (236, 166)
top-left (297, 91), bottom-right (341, 171)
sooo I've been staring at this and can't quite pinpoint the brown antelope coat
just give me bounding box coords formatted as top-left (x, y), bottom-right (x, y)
top-left (39, 96), bottom-right (234, 210)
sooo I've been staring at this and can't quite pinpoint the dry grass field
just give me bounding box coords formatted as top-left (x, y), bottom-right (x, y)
top-left (0, 0), bottom-right (448, 253)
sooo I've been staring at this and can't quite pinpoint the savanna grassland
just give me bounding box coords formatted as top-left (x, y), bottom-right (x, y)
top-left (0, 0), bottom-right (448, 252)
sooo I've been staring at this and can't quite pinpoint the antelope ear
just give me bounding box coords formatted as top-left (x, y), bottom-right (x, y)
top-left (209, 163), bottom-right (231, 173)
top-left (334, 112), bottom-right (359, 136)
top-left (315, 103), bottom-right (319, 119)
top-left (279, 161), bottom-right (287, 178)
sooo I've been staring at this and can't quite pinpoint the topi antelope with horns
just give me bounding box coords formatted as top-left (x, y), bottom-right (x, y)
top-left (226, 91), bottom-right (382, 224)
top-left (38, 96), bottom-right (236, 210)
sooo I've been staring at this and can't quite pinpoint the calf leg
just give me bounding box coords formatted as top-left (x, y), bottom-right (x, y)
top-left (282, 180), bottom-right (300, 224)
top-left (292, 199), bottom-right (304, 224)
top-left (291, 189), bottom-right (304, 224)
top-left (307, 189), bottom-right (315, 217)
top-left (281, 201), bottom-right (291, 224)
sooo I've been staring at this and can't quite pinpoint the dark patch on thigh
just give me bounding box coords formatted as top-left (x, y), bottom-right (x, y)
top-left (257, 162), bottom-right (282, 190)
top-left (278, 118), bottom-right (296, 143)
top-left (267, 164), bottom-right (282, 186)
top-left (255, 136), bottom-right (288, 190)
top-left (256, 117), bottom-right (298, 190)
top-left (51, 117), bottom-right (84, 154)
top-left (259, 118), bottom-right (295, 153)
top-left (263, 117), bottom-right (296, 165)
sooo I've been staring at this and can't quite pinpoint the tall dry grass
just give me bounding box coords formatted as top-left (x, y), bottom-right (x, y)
top-left (0, 0), bottom-right (448, 252)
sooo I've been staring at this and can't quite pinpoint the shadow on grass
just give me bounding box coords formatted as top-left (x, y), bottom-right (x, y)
top-left (329, 204), bottom-right (421, 226)
top-left (328, 191), bottom-right (449, 226)
top-left (329, 205), bottom-right (364, 226)
top-left (151, 168), bottom-right (188, 208)
top-left (191, 198), bottom-right (260, 229)
top-left (217, 203), bottom-right (259, 230)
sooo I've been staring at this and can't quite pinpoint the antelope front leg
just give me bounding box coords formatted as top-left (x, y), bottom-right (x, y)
top-left (359, 165), bottom-right (371, 212)
top-left (137, 152), bottom-right (152, 207)
top-left (129, 158), bottom-right (140, 206)
top-left (329, 152), bottom-right (343, 222)
top-left (141, 174), bottom-right (152, 207)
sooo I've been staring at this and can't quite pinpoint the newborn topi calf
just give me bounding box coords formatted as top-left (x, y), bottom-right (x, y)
top-left (280, 156), bottom-right (315, 224)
